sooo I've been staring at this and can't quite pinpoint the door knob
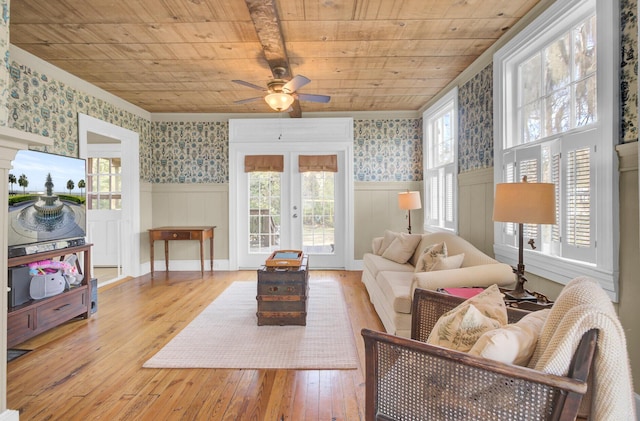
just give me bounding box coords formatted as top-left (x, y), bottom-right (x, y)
top-left (293, 214), bottom-right (298, 218)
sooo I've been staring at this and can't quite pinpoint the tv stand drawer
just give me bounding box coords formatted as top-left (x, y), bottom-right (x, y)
top-left (36, 287), bottom-right (88, 331)
top-left (8, 308), bottom-right (35, 346)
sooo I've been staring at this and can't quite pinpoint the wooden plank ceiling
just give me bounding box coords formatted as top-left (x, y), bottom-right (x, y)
top-left (9, 0), bottom-right (542, 115)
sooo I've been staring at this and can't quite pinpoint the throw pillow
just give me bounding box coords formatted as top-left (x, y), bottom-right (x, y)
top-left (381, 233), bottom-right (422, 264)
top-left (414, 242), bottom-right (448, 272)
top-left (372, 237), bottom-right (384, 255)
top-left (469, 309), bottom-right (549, 366)
top-left (426, 284), bottom-right (507, 352)
top-left (431, 253), bottom-right (465, 271)
top-left (377, 230), bottom-right (398, 256)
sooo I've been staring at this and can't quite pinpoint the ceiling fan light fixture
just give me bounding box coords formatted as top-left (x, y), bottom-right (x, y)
top-left (265, 92), bottom-right (294, 111)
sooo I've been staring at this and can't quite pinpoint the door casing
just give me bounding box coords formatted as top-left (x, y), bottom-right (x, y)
top-left (78, 113), bottom-right (141, 281)
top-left (229, 118), bottom-right (354, 270)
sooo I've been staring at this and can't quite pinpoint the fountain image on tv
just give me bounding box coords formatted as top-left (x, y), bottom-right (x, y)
top-left (8, 149), bottom-right (87, 257)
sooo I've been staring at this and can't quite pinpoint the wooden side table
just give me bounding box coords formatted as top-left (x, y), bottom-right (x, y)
top-left (148, 226), bottom-right (216, 277)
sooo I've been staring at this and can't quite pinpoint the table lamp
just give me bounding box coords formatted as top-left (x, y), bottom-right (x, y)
top-left (492, 177), bottom-right (555, 299)
top-left (398, 191), bottom-right (422, 234)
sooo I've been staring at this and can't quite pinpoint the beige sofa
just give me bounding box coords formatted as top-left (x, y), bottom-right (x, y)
top-left (361, 231), bottom-right (515, 337)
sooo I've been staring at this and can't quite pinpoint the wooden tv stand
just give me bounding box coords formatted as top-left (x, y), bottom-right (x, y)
top-left (7, 243), bottom-right (93, 348)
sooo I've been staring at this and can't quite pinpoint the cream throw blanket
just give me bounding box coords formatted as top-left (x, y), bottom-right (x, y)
top-left (528, 277), bottom-right (635, 420)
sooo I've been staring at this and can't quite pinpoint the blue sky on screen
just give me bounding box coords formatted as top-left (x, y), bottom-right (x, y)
top-left (9, 150), bottom-right (86, 194)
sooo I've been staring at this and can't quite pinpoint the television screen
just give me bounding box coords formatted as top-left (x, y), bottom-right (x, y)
top-left (8, 149), bottom-right (86, 253)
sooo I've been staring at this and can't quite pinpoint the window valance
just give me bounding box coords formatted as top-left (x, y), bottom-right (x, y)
top-left (298, 155), bottom-right (338, 172)
top-left (244, 155), bottom-right (284, 172)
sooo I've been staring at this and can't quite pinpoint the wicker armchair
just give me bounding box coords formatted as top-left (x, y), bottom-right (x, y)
top-left (362, 288), bottom-right (598, 421)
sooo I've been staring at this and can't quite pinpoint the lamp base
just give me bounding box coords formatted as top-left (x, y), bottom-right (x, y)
top-left (503, 289), bottom-right (537, 301)
top-left (504, 270), bottom-right (537, 301)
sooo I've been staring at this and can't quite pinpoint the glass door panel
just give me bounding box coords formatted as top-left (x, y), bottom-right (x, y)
top-left (237, 152), bottom-right (344, 269)
top-left (248, 171), bottom-right (281, 253)
top-left (302, 171), bottom-right (335, 255)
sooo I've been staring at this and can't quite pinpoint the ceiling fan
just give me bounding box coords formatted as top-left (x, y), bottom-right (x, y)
top-left (232, 67), bottom-right (330, 112)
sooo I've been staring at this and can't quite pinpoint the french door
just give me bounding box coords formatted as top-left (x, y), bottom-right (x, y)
top-left (237, 151), bottom-right (346, 269)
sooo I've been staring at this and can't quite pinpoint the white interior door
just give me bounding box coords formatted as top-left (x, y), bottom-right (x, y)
top-left (237, 152), bottom-right (345, 269)
top-left (86, 145), bottom-right (122, 268)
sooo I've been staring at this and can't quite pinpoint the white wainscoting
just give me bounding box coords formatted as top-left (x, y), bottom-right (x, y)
top-left (457, 167), bottom-right (495, 257)
top-left (149, 183), bottom-right (229, 272)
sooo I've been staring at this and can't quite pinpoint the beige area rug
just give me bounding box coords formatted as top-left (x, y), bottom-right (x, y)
top-left (143, 280), bottom-right (358, 370)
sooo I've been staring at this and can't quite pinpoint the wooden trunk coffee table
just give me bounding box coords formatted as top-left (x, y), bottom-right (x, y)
top-left (256, 255), bottom-right (309, 326)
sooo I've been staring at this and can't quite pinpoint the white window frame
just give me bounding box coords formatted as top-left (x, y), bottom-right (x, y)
top-left (494, 0), bottom-right (619, 300)
top-left (423, 87), bottom-right (458, 233)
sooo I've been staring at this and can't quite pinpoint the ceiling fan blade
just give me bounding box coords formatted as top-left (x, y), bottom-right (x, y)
top-left (283, 75), bottom-right (311, 93)
top-left (232, 80), bottom-right (266, 91)
top-left (297, 93), bottom-right (331, 103)
top-left (234, 96), bottom-right (264, 104)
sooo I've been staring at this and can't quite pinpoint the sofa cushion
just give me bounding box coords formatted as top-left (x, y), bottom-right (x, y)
top-left (382, 233), bottom-right (422, 264)
top-left (378, 230), bottom-right (398, 256)
top-left (372, 237), bottom-right (384, 255)
top-left (375, 270), bottom-right (414, 314)
top-left (414, 242), bottom-right (448, 272)
top-left (432, 253), bottom-right (465, 271)
top-left (426, 285), bottom-right (507, 352)
top-left (363, 253), bottom-right (414, 280)
top-left (469, 309), bottom-right (549, 366)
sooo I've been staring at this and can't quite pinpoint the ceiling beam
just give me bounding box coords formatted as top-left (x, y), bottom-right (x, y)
top-left (244, 0), bottom-right (302, 118)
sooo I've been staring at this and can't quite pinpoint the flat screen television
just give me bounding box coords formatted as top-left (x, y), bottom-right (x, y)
top-left (8, 149), bottom-right (87, 257)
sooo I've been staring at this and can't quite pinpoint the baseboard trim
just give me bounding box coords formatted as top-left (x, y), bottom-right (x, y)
top-left (147, 259), bottom-right (230, 273)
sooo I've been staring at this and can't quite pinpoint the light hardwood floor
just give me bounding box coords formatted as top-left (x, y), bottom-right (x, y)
top-left (7, 270), bottom-right (383, 420)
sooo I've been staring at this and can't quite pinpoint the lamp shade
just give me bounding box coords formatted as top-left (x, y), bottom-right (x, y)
top-left (493, 182), bottom-right (556, 224)
top-left (265, 92), bottom-right (295, 111)
top-left (398, 191), bottom-right (422, 210)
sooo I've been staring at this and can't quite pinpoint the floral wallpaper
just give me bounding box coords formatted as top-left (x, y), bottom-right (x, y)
top-left (621, 0), bottom-right (638, 143)
top-left (0, 0), bottom-right (9, 126)
top-left (150, 121), bottom-right (228, 183)
top-left (148, 118), bottom-right (423, 183)
top-left (458, 65), bottom-right (494, 173)
top-left (353, 119), bottom-right (422, 182)
top-left (5, 61), bottom-right (154, 181)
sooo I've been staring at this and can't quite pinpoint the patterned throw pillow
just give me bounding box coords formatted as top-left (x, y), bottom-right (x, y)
top-left (426, 284), bottom-right (507, 352)
top-left (414, 242), bottom-right (448, 272)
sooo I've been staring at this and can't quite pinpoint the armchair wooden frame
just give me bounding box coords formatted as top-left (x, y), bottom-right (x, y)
top-left (362, 288), bottom-right (598, 421)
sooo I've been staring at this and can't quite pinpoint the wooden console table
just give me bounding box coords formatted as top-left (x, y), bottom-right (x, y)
top-left (148, 226), bottom-right (215, 276)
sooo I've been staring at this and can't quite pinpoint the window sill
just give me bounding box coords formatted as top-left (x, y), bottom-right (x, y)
top-left (423, 225), bottom-right (456, 235)
top-left (493, 244), bottom-right (618, 302)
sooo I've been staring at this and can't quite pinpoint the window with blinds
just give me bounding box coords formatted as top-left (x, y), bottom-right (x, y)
top-left (423, 88), bottom-right (458, 232)
top-left (500, 137), bottom-right (595, 264)
top-left (493, 0), bottom-right (618, 298)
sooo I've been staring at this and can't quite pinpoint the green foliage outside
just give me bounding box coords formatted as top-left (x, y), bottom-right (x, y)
top-left (9, 193), bottom-right (86, 206)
